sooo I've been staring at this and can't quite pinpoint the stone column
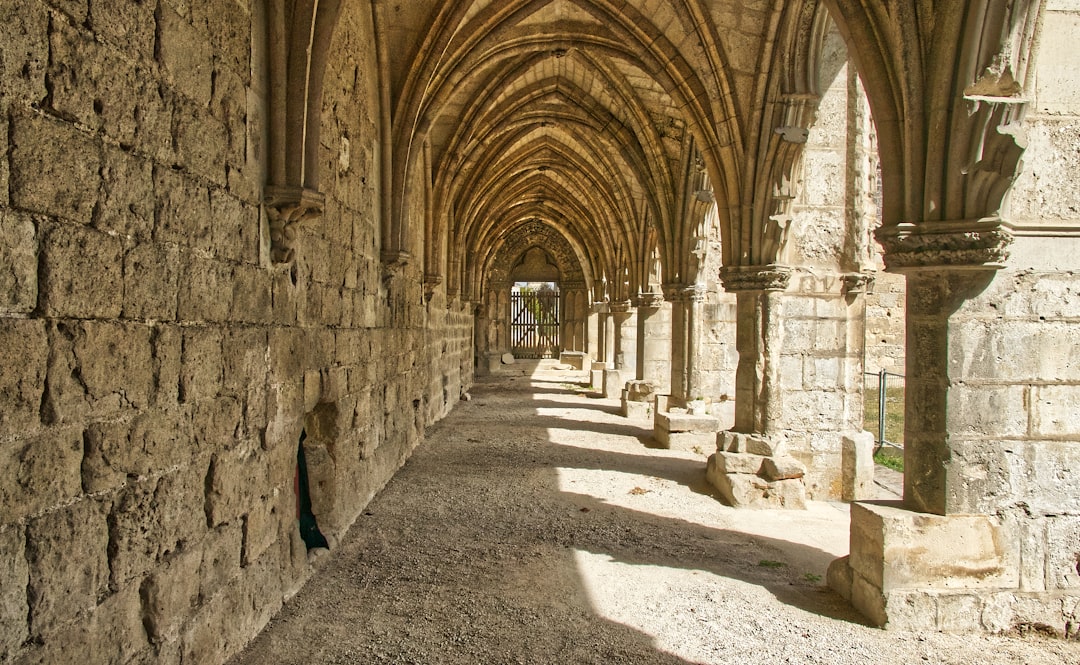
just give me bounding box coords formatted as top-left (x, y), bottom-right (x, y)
top-left (664, 284), bottom-right (706, 404)
top-left (634, 292), bottom-right (670, 392)
top-left (829, 227), bottom-right (1080, 633)
top-left (610, 301), bottom-right (637, 382)
top-left (587, 302), bottom-right (602, 361)
top-left (705, 266), bottom-right (809, 509)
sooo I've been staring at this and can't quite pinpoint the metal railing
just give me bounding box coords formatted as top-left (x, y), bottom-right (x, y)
top-left (864, 369), bottom-right (904, 454)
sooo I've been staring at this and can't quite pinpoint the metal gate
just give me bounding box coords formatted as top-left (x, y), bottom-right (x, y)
top-left (510, 287), bottom-right (560, 358)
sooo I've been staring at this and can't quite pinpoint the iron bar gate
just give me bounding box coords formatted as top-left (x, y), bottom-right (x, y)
top-left (865, 369), bottom-right (905, 453)
top-left (510, 287), bottom-right (560, 358)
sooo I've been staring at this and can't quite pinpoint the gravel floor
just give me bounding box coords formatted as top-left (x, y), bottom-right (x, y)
top-left (230, 366), bottom-right (1080, 665)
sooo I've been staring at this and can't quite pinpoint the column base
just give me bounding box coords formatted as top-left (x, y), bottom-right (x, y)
top-left (653, 410), bottom-right (721, 451)
top-left (705, 432), bottom-right (807, 509)
top-left (828, 501), bottom-right (1080, 633)
top-left (621, 380), bottom-right (657, 420)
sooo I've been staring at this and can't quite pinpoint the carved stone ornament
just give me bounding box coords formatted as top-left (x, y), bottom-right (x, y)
top-left (876, 220), bottom-right (1014, 271)
top-left (718, 265), bottom-right (792, 292)
top-left (423, 274), bottom-right (443, 302)
top-left (841, 272), bottom-right (876, 296)
top-left (633, 292), bottom-right (665, 309)
top-left (663, 283), bottom-right (707, 303)
top-left (609, 300), bottom-right (632, 314)
top-left (264, 186), bottom-right (325, 264)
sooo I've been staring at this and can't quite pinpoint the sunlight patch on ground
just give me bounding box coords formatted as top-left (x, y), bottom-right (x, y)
top-left (555, 463), bottom-right (851, 572)
top-left (572, 549), bottom-right (790, 664)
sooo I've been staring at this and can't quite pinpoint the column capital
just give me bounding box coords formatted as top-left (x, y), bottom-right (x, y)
top-left (876, 220), bottom-right (1014, 272)
top-left (718, 265), bottom-right (792, 292)
top-left (633, 292), bottom-right (665, 309)
top-left (264, 185), bottom-right (324, 264)
top-left (663, 283), bottom-right (707, 303)
top-left (609, 300), bottom-right (632, 314)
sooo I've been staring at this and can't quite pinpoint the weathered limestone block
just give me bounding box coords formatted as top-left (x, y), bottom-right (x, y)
top-left (1046, 515), bottom-right (1080, 590)
top-left (718, 430), bottom-right (783, 456)
top-left (0, 209), bottom-right (37, 314)
top-left (174, 95), bottom-right (229, 183)
top-left (180, 327), bottom-right (224, 403)
top-left (75, 321), bottom-right (154, 410)
top-left (706, 433), bottom-right (808, 509)
top-left (199, 523), bottom-right (244, 602)
top-left (152, 324), bottom-right (183, 407)
top-left (10, 112), bottom-right (101, 224)
top-left (154, 165), bottom-right (213, 252)
top-left (26, 498), bottom-right (110, 637)
top-left (42, 321), bottom-right (154, 423)
top-left (835, 501), bottom-right (1024, 630)
top-left (0, 526), bottom-right (28, 660)
top-left (222, 327), bottom-right (270, 395)
top-left (98, 144), bottom-right (154, 233)
top-left (841, 431), bottom-right (875, 502)
top-left (123, 242), bottom-right (180, 320)
top-left (179, 255), bottom-right (233, 323)
top-left (158, 3), bottom-right (213, 105)
top-left (17, 586), bottom-right (151, 665)
top-left (206, 451), bottom-right (270, 527)
top-left (82, 412), bottom-right (194, 493)
top-left (706, 458), bottom-right (807, 510)
top-left (0, 426), bottom-right (82, 522)
top-left (654, 410), bottom-right (721, 451)
top-left (212, 189), bottom-right (259, 263)
top-left (193, 395), bottom-right (244, 452)
top-left (621, 380), bottom-right (656, 419)
top-left (109, 467), bottom-right (205, 587)
top-left (0, 318), bottom-right (46, 431)
top-left (40, 223), bottom-right (123, 318)
top-left (602, 368), bottom-right (622, 398)
top-left (141, 547), bottom-right (201, 645)
top-left (242, 492), bottom-right (289, 567)
top-left (0, 0), bottom-right (48, 103)
top-left (44, 17), bottom-right (133, 145)
top-left (91, 0), bottom-right (156, 60)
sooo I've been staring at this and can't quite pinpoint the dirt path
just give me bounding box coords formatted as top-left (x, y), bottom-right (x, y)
top-left (230, 367), bottom-right (1078, 665)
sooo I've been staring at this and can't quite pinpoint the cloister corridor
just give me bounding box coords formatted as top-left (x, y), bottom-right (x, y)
top-left (229, 363), bottom-right (1075, 665)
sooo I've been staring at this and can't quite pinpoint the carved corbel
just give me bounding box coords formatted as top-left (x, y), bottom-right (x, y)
top-left (633, 292), bottom-right (665, 309)
top-left (841, 272), bottom-right (876, 296)
top-left (876, 220), bottom-right (1014, 272)
top-left (718, 265), bottom-right (793, 292)
top-left (264, 186), bottom-right (325, 264)
top-left (423, 274), bottom-right (443, 302)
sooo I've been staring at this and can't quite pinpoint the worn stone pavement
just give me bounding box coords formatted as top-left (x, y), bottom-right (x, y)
top-left (229, 364), bottom-right (1078, 665)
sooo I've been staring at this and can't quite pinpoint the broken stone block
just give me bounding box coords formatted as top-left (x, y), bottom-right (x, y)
top-left (710, 451), bottom-right (765, 475)
top-left (625, 380), bottom-right (656, 402)
top-left (841, 431), bottom-right (875, 502)
top-left (760, 456), bottom-right (806, 482)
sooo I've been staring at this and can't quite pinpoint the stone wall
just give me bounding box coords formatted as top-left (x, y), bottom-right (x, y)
top-left (0, 2), bottom-right (471, 663)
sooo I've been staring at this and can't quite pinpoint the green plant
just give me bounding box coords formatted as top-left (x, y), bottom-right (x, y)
top-left (804, 573), bottom-right (822, 583)
top-left (758, 559), bottom-right (785, 568)
top-left (874, 449), bottom-right (904, 473)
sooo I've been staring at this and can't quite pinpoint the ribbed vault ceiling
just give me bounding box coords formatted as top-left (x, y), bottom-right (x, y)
top-left (381, 0), bottom-right (774, 300)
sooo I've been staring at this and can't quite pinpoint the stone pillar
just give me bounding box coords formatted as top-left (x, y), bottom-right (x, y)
top-left (704, 266), bottom-right (870, 506)
top-left (634, 293), bottom-right (670, 392)
top-left (587, 304), bottom-right (599, 360)
top-left (610, 301), bottom-right (637, 382)
top-left (664, 284), bottom-right (706, 405)
top-left (829, 228), bottom-right (1080, 633)
top-left (705, 267), bottom-right (807, 508)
